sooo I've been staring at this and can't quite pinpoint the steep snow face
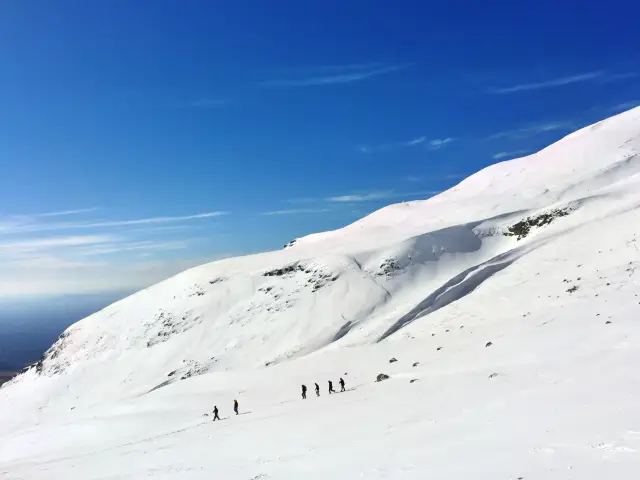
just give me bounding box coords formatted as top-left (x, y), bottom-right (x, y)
top-left (1, 107), bottom-right (640, 479)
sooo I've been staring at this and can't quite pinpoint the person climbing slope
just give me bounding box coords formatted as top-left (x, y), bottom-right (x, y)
top-left (315, 383), bottom-right (320, 397)
top-left (328, 380), bottom-right (335, 394)
top-left (302, 384), bottom-right (307, 399)
top-left (213, 406), bottom-right (220, 421)
top-left (339, 377), bottom-right (346, 392)
top-left (234, 399), bottom-right (239, 415)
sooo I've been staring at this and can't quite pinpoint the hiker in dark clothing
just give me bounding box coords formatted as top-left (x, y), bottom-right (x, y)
top-left (234, 399), bottom-right (239, 415)
top-left (213, 406), bottom-right (220, 421)
top-left (328, 380), bottom-right (335, 394)
top-left (339, 377), bottom-right (345, 392)
top-left (302, 384), bottom-right (307, 399)
top-left (315, 383), bottom-right (320, 397)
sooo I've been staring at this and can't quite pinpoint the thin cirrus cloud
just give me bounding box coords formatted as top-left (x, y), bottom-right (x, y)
top-left (72, 212), bottom-right (228, 228)
top-left (404, 136), bottom-right (428, 146)
top-left (0, 208), bottom-right (228, 297)
top-left (402, 173), bottom-right (466, 183)
top-left (487, 71), bottom-right (636, 94)
top-left (283, 189), bottom-right (440, 206)
top-left (492, 149), bottom-right (532, 160)
top-left (608, 100), bottom-right (640, 113)
top-left (36, 207), bottom-right (100, 217)
top-left (326, 190), bottom-right (439, 202)
top-left (260, 63), bottom-right (413, 88)
top-left (358, 136), bottom-right (455, 153)
top-left (77, 240), bottom-right (192, 257)
top-left (487, 121), bottom-right (574, 141)
top-left (261, 208), bottom-right (332, 216)
top-left (428, 138), bottom-right (456, 150)
top-left (0, 211), bottom-right (229, 235)
top-left (0, 235), bottom-right (117, 253)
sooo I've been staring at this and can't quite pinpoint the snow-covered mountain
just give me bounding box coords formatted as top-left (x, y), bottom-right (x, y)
top-left (2, 107), bottom-right (640, 479)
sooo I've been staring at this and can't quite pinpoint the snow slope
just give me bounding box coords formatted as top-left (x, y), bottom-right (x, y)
top-left (1, 107), bottom-right (640, 479)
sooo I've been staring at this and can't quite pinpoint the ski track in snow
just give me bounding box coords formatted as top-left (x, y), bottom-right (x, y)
top-left (2, 107), bottom-right (640, 479)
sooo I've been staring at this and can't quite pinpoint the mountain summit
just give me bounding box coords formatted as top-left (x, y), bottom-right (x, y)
top-left (2, 107), bottom-right (640, 479)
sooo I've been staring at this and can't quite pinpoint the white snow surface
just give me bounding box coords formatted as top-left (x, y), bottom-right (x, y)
top-left (2, 107), bottom-right (640, 479)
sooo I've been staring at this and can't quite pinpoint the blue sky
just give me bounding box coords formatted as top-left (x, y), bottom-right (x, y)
top-left (0, 0), bottom-right (638, 297)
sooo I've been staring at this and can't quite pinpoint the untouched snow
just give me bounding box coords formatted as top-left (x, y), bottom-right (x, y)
top-left (1, 107), bottom-right (640, 479)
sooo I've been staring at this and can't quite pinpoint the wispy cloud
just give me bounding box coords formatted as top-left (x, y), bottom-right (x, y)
top-left (404, 136), bottom-right (427, 146)
top-left (444, 173), bottom-right (466, 180)
top-left (402, 173), bottom-right (466, 183)
top-left (598, 72), bottom-right (638, 83)
top-left (403, 175), bottom-right (424, 183)
top-left (326, 190), bottom-right (438, 202)
top-left (608, 100), bottom-right (640, 113)
top-left (487, 71), bottom-right (636, 94)
top-left (261, 63), bottom-right (413, 88)
top-left (36, 208), bottom-right (99, 217)
top-left (492, 149), bottom-right (532, 160)
top-left (358, 135), bottom-right (454, 154)
top-left (428, 138), bottom-right (456, 150)
top-left (487, 121), bottom-right (574, 141)
top-left (74, 212), bottom-right (228, 228)
top-left (328, 192), bottom-right (395, 202)
top-left (487, 72), bottom-right (603, 94)
top-left (0, 211), bottom-right (229, 235)
top-left (77, 240), bottom-right (192, 257)
top-left (0, 235), bottom-right (117, 255)
top-left (261, 208), bottom-right (332, 216)
top-left (0, 208), bottom-right (231, 297)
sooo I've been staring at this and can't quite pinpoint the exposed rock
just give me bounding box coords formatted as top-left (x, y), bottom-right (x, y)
top-left (504, 207), bottom-right (571, 240)
top-left (485, 342), bottom-right (493, 347)
top-left (488, 373), bottom-right (499, 378)
top-left (146, 310), bottom-right (203, 348)
top-left (376, 373), bottom-right (390, 382)
top-left (409, 379), bottom-right (419, 383)
top-left (377, 258), bottom-right (402, 276)
top-left (263, 263), bottom-right (303, 277)
top-left (412, 362), bottom-right (419, 367)
top-left (389, 357), bottom-right (398, 363)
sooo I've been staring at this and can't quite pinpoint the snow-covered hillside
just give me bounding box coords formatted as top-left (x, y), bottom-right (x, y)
top-left (2, 107), bottom-right (640, 479)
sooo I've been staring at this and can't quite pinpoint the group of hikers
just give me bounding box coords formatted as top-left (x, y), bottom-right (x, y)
top-left (212, 398), bottom-right (238, 421)
top-left (211, 378), bottom-right (346, 420)
top-left (302, 378), bottom-right (346, 399)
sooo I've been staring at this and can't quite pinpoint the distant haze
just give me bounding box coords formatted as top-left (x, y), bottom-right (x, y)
top-left (0, 291), bottom-right (130, 371)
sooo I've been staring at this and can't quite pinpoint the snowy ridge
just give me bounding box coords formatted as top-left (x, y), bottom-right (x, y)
top-left (1, 107), bottom-right (640, 479)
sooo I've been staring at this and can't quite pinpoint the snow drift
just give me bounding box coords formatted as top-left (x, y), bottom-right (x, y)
top-left (1, 107), bottom-right (640, 479)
